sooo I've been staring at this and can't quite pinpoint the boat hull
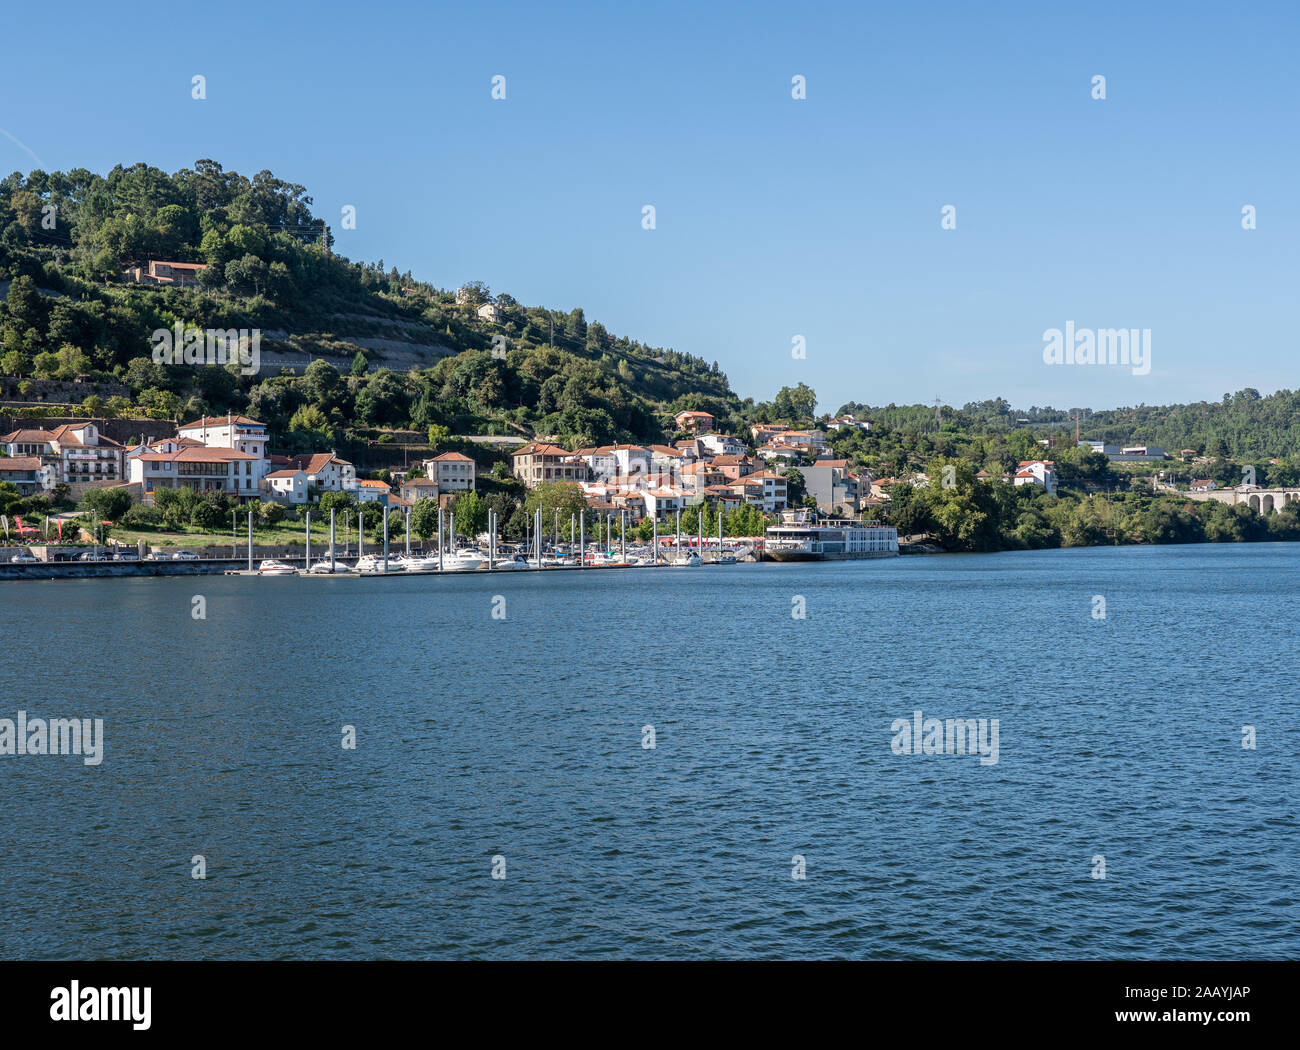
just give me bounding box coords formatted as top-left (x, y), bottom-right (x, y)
top-left (764, 549), bottom-right (898, 562)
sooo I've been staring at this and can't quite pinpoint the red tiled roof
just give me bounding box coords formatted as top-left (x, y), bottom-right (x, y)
top-left (0, 429), bottom-right (54, 444)
top-left (290, 453), bottom-right (351, 475)
top-left (179, 415), bottom-right (265, 429)
top-left (139, 447), bottom-right (260, 463)
top-left (0, 457), bottom-right (43, 471)
top-left (513, 443), bottom-right (571, 457)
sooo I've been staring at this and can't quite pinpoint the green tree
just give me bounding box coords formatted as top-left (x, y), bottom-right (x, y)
top-left (523, 481), bottom-right (588, 527)
top-left (453, 490), bottom-right (489, 537)
top-left (80, 487), bottom-right (132, 522)
top-left (410, 496), bottom-right (439, 540)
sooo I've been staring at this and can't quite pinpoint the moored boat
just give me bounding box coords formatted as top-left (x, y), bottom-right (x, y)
top-left (763, 509), bottom-right (898, 561)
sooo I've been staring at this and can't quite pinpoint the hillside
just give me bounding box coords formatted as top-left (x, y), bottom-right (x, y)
top-left (0, 160), bottom-right (739, 450)
top-left (838, 389), bottom-right (1300, 461)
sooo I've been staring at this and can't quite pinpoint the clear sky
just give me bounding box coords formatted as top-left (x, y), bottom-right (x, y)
top-left (3, 0), bottom-right (1296, 412)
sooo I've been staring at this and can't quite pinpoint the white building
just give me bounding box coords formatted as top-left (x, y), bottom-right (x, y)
top-left (640, 486), bottom-right (689, 519)
top-left (289, 452), bottom-right (356, 492)
top-left (264, 468), bottom-right (309, 504)
top-left (773, 429), bottom-right (826, 450)
top-left (349, 478), bottom-right (394, 504)
top-left (700, 434), bottom-right (746, 457)
top-left (1, 422), bottom-right (126, 489)
top-left (129, 446), bottom-right (263, 500)
top-left (420, 451), bottom-right (476, 494)
top-left (177, 415), bottom-right (270, 492)
top-left (1013, 460), bottom-right (1058, 494)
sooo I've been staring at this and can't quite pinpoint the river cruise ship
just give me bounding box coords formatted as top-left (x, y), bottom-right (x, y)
top-left (763, 510), bottom-right (898, 561)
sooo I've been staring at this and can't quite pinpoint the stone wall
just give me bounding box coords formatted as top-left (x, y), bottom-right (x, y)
top-left (0, 414), bottom-right (170, 445)
top-left (0, 377), bottom-right (131, 403)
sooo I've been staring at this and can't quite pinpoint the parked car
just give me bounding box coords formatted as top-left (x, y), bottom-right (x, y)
top-left (9, 553), bottom-right (38, 564)
top-left (76, 551), bottom-right (103, 561)
top-left (171, 550), bottom-right (200, 561)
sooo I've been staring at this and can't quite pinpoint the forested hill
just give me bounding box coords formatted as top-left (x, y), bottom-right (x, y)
top-left (839, 389), bottom-right (1300, 460)
top-left (0, 160), bottom-right (738, 449)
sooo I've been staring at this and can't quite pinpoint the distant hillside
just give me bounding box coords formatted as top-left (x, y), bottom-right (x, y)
top-left (838, 389), bottom-right (1300, 459)
top-left (0, 160), bottom-right (740, 449)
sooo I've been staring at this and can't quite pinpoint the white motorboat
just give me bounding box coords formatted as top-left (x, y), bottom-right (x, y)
top-left (443, 548), bottom-right (485, 572)
top-left (353, 554), bottom-right (392, 572)
top-left (257, 559), bottom-right (297, 575)
top-left (308, 559), bottom-right (338, 573)
top-left (669, 552), bottom-right (702, 567)
top-left (495, 554), bottom-right (532, 570)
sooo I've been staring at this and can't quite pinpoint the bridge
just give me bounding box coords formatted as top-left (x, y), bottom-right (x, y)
top-left (1182, 487), bottom-right (1300, 514)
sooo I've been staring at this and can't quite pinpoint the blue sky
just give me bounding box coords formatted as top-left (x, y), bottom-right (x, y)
top-left (3, 0), bottom-right (1296, 412)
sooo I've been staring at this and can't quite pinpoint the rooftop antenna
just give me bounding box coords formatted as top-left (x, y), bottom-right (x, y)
top-left (932, 396), bottom-right (942, 427)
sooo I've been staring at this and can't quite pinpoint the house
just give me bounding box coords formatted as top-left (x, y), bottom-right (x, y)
top-left (263, 469), bottom-right (310, 504)
top-left (647, 445), bottom-right (684, 474)
top-left (421, 451), bottom-right (476, 494)
top-left (680, 460), bottom-right (725, 493)
top-left (709, 454), bottom-right (756, 481)
top-left (800, 459), bottom-right (864, 514)
top-left (750, 423), bottom-right (790, 444)
top-left (400, 477), bottom-right (442, 503)
top-left (700, 485), bottom-right (745, 512)
top-left (290, 452), bottom-right (355, 493)
top-left (351, 479), bottom-right (395, 505)
top-left (756, 444), bottom-right (804, 465)
top-left (512, 442), bottom-right (584, 487)
top-left (1190, 479), bottom-right (1217, 492)
top-left (732, 470), bottom-right (788, 513)
top-left (1, 429), bottom-right (54, 458)
top-left (826, 415), bottom-right (870, 432)
top-left (128, 446), bottom-right (263, 500)
top-left (176, 414), bottom-right (272, 497)
top-left (640, 486), bottom-right (689, 519)
top-left (581, 444), bottom-right (653, 482)
top-left (700, 434), bottom-right (746, 457)
top-left (1014, 460), bottom-right (1058, 494)
top-left (178, 414), bottom-right (269, 461)
top-left (2, 422), bottom-right (126, 492)
top-left (0, 456), bottom-right (48, 494)
top-left (674, 410), bottom-right (715, 433)
top-left (122, 260), bottom-right (207, 287)
top-left (773, 429), bottom-right (826, 451)
top-left (476, 302), bottom-right (504, 323)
